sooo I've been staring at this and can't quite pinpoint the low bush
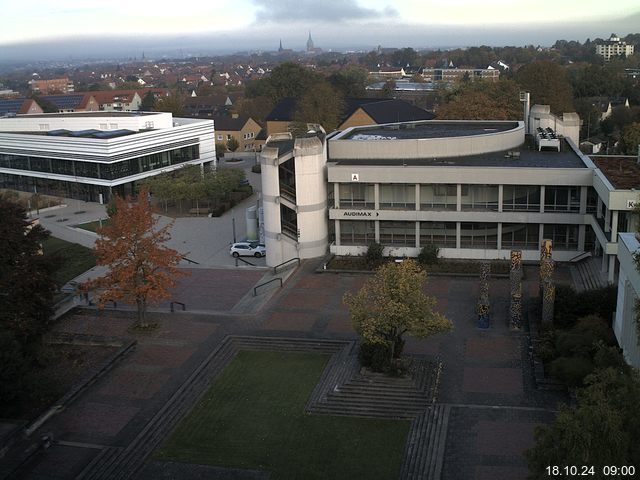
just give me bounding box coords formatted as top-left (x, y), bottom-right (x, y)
top-left (418, 244), bottom-right (439, 265)
top-left (364, 243), bottom-right (384, 269)
top-left (554, 284), bottom-right (618, 329)
top-left (251, 164), bottom-right (261, 173)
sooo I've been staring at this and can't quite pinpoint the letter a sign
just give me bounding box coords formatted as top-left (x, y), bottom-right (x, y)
top-left (351, 173), bottom-right (359, 182)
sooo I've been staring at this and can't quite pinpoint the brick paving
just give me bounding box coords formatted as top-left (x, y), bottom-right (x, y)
top-left (11, 261), bottom-right (572, 480)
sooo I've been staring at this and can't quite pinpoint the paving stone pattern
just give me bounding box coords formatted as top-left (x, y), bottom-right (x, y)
top-left (11, 261), bottom-right (574, 480)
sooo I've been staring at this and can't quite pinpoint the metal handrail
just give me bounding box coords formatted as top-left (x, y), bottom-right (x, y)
top-left (273, 257), bottom-right (300, 274)
top-left (235, 257), bottom-right (255, 267)
top-left (569, 251), bottom-right (592, 263)
top-left (170, 301), bottom-right (186, 312)
top-left (253, 277), bottom-right (283, 296)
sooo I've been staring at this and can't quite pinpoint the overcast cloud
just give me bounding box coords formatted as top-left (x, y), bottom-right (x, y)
top-left (251, 0), bottom-right (397, 23)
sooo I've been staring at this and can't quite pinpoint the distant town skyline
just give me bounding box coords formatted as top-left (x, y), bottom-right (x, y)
top-left (1, 0), bottom-right (639, 62)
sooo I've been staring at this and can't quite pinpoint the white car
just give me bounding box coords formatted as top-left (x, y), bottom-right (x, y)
top-left (230, 242), bottom-right (266, 258)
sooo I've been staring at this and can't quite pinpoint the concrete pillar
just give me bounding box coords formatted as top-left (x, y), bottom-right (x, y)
top-left (578, 224), bottom-right (586, 251)
top-left (539, 185), bottom-right (545, 213)
top-left (374, 183), bottom-right (380, 210)
top-left (456, 184), bottom-right (462, 212)
top-left (334, 220), bottom-right (341, 246)
top-left (538, 223), bottom-right (545, 247)
top-left (415, 221), bottom-right (420, 248)
top-left (611, 210), bottom-right (619, 240)
top-left (597, 197), bottom-right (604, 219)
top-left (456, 222), bottom-right (461, 249)
top-left (497, 223), bottom-right (503, 250)
top-left (579, 186), bottom-right (588, 215)
top-left (608, 255), bottom-right (616, 284)
top-left (415, 184), bottom-right (420, 211)
top-left (498, 184), bottom-right (503, 213)
top-left (333, 183), bottom-right (340, 208)
top-left (375, 220), bottom-right (380, 243)
top-left (605, 207), bottom-right (611, 233)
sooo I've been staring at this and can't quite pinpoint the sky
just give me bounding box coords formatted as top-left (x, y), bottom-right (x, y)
top-left (1, 0), bottom-right (639, 61)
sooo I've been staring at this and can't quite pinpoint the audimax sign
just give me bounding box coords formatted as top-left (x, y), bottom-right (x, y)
top-left (342, 210), bottom-right (379, 217)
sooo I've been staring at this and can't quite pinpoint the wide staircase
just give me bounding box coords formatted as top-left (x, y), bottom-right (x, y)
top-left (570, 256), bottom-right (608, 292)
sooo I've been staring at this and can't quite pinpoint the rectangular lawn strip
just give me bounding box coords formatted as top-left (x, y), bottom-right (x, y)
top-left (75, 219), bottom-right (110, 233)
top-left (157, 350), bottom-right (410, 480)
top-left (42, 236), bottom-right (96, 286)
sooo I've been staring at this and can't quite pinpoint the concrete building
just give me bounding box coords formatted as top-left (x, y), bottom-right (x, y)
top-left (259, 130), bottom-right (329, 267)
top-left (614, 232), bottom-right (640, 368)
top-left (0, 111), bottom-right (215, 202)
top-left (259, 104), bottom-right (638, 284)
top-left (596, 34), bottom-right (635, 62)
top-left (421, 67), bottom-right (500, 83)
top-left (29, 78), bottom-right (74, 95)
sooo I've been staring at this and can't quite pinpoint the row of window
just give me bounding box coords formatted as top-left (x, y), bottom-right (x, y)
top-left (338, 183), bottom-right (591, 213)
top-left (0, 145), bottom-right (199, 181)
top-left (339, 220), bottom-right (583, 250)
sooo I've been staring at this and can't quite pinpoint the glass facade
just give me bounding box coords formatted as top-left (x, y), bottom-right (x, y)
top-left (460, 222), bottom-right (498, 249)
top-left (420, 221), bottom-right (456, 247)
top-left (543, 224), bottom-right (579, 250)
top-left (340, 220), bottom-right (375, 245)
top-left (379, 221), bottom-right (415, 246)
top-left (544, 186), bottom-right (580, 212)
top-left (420, 184), bottom-right (456, 210)
top-left (339, 183), bottom-right (374, 209)
top-left (502, 185), bottom-right (541, 211)
top-left (502, 223), bottom-right (539, 249)
top-left (379, 184), bottom-right (415, 210)
top-left (461, 185), bottom-right (499, 211)
top-left (0, 145), bottom-right (199, 181)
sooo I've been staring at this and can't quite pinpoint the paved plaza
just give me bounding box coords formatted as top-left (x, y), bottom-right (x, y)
top-left (5, 258), bottom-right (568, 480)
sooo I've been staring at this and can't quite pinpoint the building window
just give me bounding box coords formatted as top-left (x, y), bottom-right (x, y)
top-left (340, 220), bottom-right (375, 245)
top-left (420, 184), bottom-right (456, 210)
top-left (380, 221), bottom-right (415, 246)
top-left (420, 221), bottom-right (456, 247)
top-left (460, 222), bottom-right (498, 249)
top-left (217, 134), bottom-right (223, 141)
top-left (544, 186), bottom-right (580, 212)
top-left (502, 185), bottom-right (540, 211)
top-left (586, 187), bottom-right (598, 214)
top-left (461, 185), bottom-right (499, 211)
top-left (502, 223), bottom-right (539, 249)
top-left (339, 183), bottom-right (374, 209)
top-left (379, 184), bottom-right (415, 210)
top-left (543, 224), bottom-right (578, 250)
top-left (227, 134), bottom-right (232, 141)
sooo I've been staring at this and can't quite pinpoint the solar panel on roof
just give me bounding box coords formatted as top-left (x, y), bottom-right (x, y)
top-left (42, 95), bottom-right (83, 109)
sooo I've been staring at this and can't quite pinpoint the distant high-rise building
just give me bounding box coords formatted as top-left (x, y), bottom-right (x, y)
top-left (596, 33), bottom-right (634, 61)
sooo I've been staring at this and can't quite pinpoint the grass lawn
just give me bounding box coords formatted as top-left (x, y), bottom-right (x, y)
top-left (42, 236), bottom-right (96, 286)
top-left (75, 218), bottom-right (110, 233)
top-left (158, 351), bottom-right (410, 480)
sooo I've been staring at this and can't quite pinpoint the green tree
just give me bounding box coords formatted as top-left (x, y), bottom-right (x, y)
top-left (245, 62), bottom-right (322, 103)
top-left (226, 136), bottom-right (240, 152)
top-left (0, 198), bottom-right (55, 347)
top-left (391, 47), bottom-right (418, 67)
top-left (85, 188), bottom-right (185, 328)
top-left (343, 259), bottom-right (452, 364)
top-left (155, 91), bottom-right (185, 116)
top-left (139, 90), bottom-right (157, 111)
top-left (294, 82), bottom-right (345, 131)
top-left (526, 368), bottom-right (640, 478)
top-left (328, 66), bottom-right (368, 97)
top-left (437, 79), bottom-right (522, 120)
top-left (515, 60), bottom-right (574, 114)
top-left (620, 122), bottom-right (640, 155)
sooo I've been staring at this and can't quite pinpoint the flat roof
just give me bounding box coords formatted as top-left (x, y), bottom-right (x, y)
top-left (330, 138), bottom-right (587, 169)
top-left (342, 121), bottom-right (519, 140)
top-left (591, 156), bottom-right (640, 189)
top-left (12, 112), bottom-right (161, 118)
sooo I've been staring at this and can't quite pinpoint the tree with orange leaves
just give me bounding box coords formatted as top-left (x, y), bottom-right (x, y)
top-left (85, 188), bottom-right (185, 328)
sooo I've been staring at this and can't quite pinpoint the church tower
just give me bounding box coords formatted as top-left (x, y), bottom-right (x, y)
top-left (306, 31), bottom-right (314, 52)
top-left (278, 39), bottom-right (284, 52)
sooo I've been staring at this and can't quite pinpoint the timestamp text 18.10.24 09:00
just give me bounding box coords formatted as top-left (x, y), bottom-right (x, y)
top-left (546, 465), bottom-right (636, 476)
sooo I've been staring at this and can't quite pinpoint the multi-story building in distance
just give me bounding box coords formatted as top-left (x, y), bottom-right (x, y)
top-left (596, 33), bottom-right (634, 61)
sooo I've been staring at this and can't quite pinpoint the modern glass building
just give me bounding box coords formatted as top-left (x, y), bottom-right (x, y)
top-left (0, 111), bottom-right (215, 202)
